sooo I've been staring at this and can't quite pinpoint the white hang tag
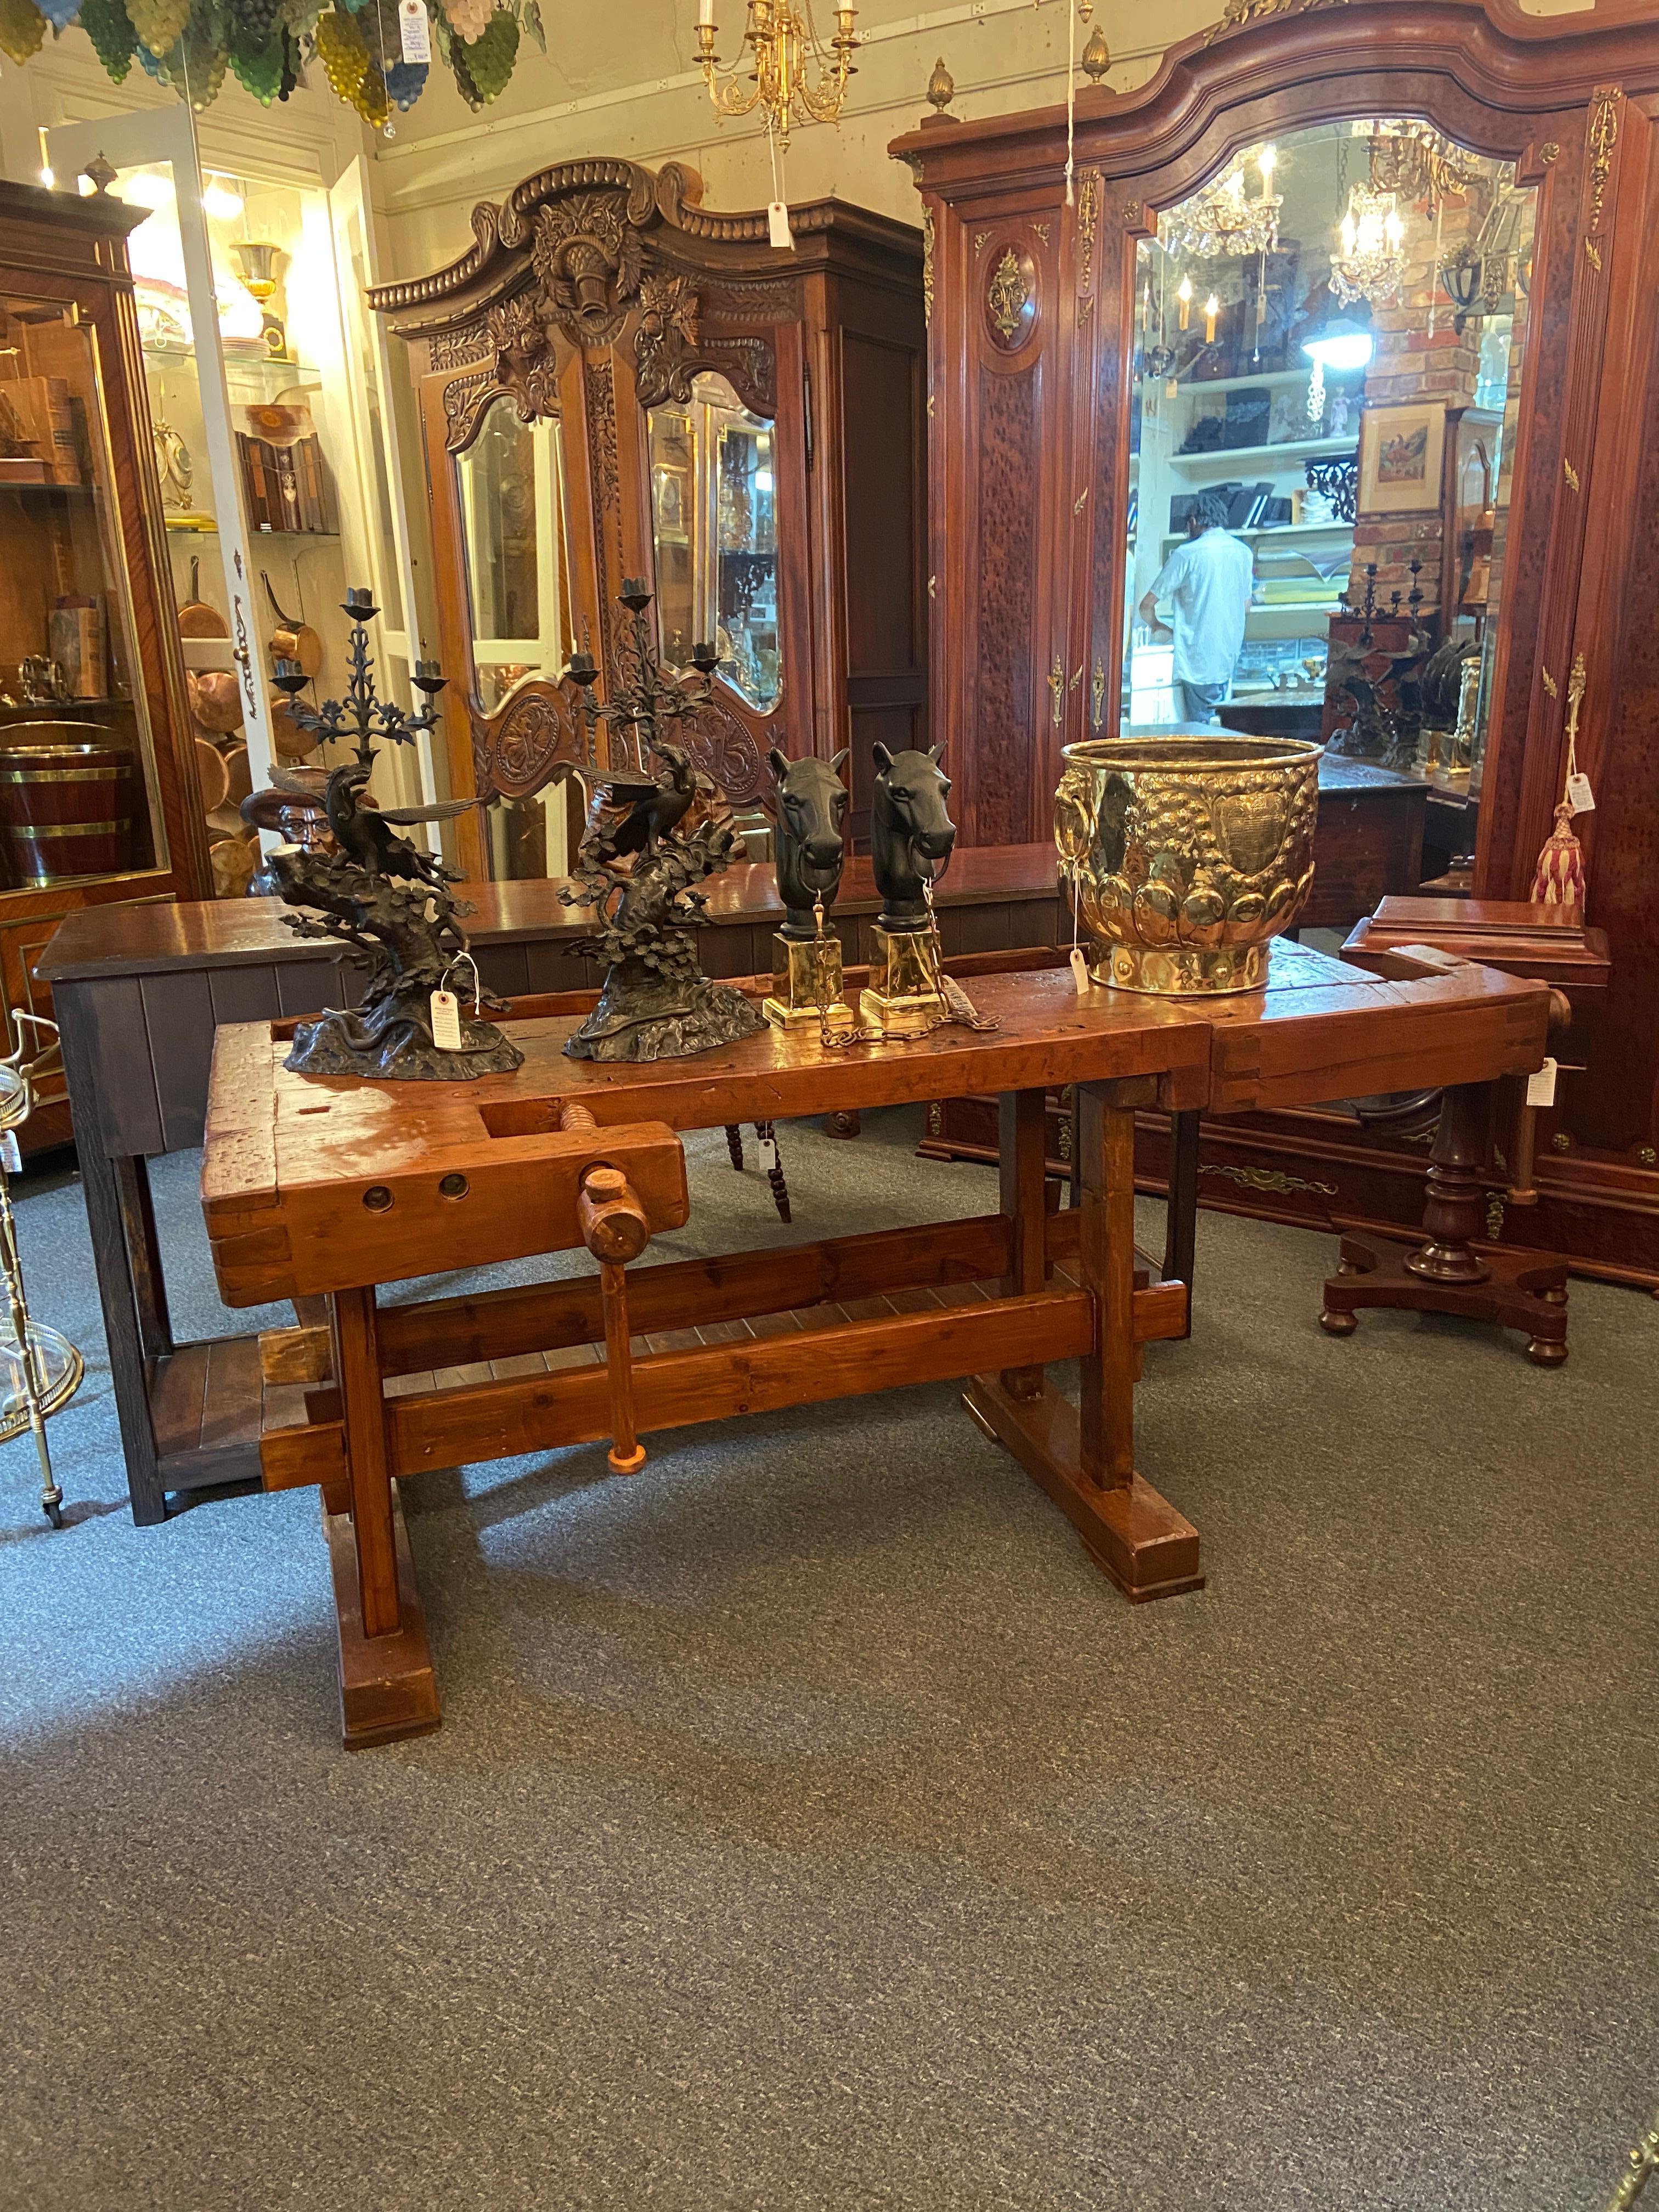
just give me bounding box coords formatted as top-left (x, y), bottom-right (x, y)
top-left (768, 200), bottom-right (793, 250)
top-left (1069, 946), bottom-right (1091, 995)
top-left (431, 990), bottom-right (462, 1052)
top-left (1526, 1056), bottom-right (1558, 1108)
top-left (1565, 771), bottom-right (1595, 814)
top-left (0, 1129), bottom-right (20, 1175)
top-left (759, 1135), bottom-right (778, 1171)
top-left (399, 0), bottom-right (430, 61)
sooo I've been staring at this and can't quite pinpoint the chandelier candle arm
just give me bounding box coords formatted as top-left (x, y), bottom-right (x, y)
top-left (698, 0), bottom-right (858, 149)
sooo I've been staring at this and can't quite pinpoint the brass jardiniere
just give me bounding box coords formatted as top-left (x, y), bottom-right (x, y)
top-left (1054, 733), bottom-right (1323, 995)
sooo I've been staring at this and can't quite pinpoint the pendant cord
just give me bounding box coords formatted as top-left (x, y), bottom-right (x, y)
top-left (1064, 0), bottom-right (1077, 208)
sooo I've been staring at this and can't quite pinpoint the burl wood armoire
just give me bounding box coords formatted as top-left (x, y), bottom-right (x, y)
top-left (894, 0), bottom-right (1659, 1289)
top-left (369, 161), bottom-right (926, 877)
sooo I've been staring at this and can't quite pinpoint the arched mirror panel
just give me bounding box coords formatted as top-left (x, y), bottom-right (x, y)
top-left (647, 370), bottom-right (782, 716)
top-left (454, 394), bottom-right (576, 716)
top-left (1124, 117), bottom-right (1535, 805)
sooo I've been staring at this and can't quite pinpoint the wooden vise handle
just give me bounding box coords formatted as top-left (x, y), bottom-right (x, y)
top-left (563, 1104), bottom-right (652, 1475)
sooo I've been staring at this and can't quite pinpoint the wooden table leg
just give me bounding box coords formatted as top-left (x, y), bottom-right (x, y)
top-left (325, 1285), bottom-right (439, 1748)
top-left (964, 1080), bottom-right (1205, 1604)
top-left (114, 1154), bottom-right (173, 1362)
top-left (53, 986), bottom-right (168, 1523)
top-left (999, 1088), bottom-right (1049, 1402)
top-left (1163, 1109), bottom-right (1200, 1338)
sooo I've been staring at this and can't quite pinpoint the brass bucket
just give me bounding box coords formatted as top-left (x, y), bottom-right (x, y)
top-left (1054, 733), bottom-right (1323, 995)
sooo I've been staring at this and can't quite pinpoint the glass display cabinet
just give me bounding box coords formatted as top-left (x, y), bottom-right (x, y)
top-left (43, 110), bottom-right (428, 888)
top-left (371, 159), bottom-right (926, 879)
top-left (0, 178), bottom-right (209, 1150)
top-left (896, 0), bottom-right (1659, 1285)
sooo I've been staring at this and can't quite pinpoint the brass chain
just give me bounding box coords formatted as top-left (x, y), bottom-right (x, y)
top-left (814, 875), bottom-right (1001, 1053)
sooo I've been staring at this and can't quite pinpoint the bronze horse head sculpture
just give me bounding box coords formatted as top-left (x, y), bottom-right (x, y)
top-left (870, 742), bottom-right (955, 932)
top-left (770, 746), bottom-right (850, 940)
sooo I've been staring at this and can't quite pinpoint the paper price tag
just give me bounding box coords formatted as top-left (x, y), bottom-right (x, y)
top-left (399, 0), bottom-right (430, 60)
top-left (1069, 946), bottom-right (1091, 996)
top-left (0, 1129), bottom-right (20, 1175)
top-left (431, 990), bottom-right (462, 1052)
top-left (759, 1136), bottom-right (778, 1171)
top-left (1526, 1056), bottom-right (1558, 1109)
top-left (767, 200), bottom-right (793, 250)
top-left (1565, 771), bottom-right (1595, 814)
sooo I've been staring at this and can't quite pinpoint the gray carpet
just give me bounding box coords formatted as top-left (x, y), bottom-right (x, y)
top-left (1, 1109), bottom-right (1655, 2211)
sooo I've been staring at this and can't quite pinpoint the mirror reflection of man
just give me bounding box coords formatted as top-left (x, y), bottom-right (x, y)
top-left (1138, 491), bottom-right (1255, 725)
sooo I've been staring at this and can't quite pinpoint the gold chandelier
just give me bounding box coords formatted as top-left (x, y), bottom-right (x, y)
top-left (1330, 181), bottom-right (1406, 306)
top-left (1170, 144), bottom-right (1281, 261)
top-left (696, 0), bottom-right (860, 152)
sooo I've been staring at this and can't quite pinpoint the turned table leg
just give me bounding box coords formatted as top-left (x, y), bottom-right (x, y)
top-left (324, 1285), bottom-right (440, 1747)
top-left (1319, 1079), bottom-right (1570, 1364)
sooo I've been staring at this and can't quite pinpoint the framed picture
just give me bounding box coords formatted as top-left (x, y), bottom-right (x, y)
top-left (1358, 400), bottom-right (1447, 514)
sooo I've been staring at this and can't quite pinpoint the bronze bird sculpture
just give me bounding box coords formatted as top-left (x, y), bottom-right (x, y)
top-left (607, 741), bottom-right (701, 862)
top-left (272, 763), bottom-right (487, 886)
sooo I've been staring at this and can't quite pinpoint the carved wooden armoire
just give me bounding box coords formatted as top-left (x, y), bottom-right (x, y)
top-left (895, 0), bottom-right (1659, 1289)
top-left (369, 162), bottom-right (926, 878)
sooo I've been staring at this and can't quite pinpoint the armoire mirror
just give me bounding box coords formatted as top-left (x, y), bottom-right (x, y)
top-left (1124, 117), bottom-right (1536, 815)
top-left (455, 393), bottom-right (575, 717)
top-left (647, 370), bottom-right (781, 714)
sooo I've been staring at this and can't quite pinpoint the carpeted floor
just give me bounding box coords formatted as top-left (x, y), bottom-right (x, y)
top-left (1, 1109), bottom-right (1655, 2211)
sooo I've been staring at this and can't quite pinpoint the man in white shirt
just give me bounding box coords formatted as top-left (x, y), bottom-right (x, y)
top-left (1138, 492), bottom-right (1256, 725)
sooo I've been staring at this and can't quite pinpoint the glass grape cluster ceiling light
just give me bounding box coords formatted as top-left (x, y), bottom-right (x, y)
top-left (0, 0), bottom-right (542, 122)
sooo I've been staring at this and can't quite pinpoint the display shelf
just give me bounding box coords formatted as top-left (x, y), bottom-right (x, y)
top-left (1246, 603), bottom-right (1346, 639)
top-left (145, 340), bottom-right (319, 394)
top-left (1169, 435), bottom-right (1357, 472)
top-left (1161, 519), bottom-right (1356, 550)
top-left (0, 480), bottom-right (98, 500)
top-left (1154, 366), bottom-right (1319, 396)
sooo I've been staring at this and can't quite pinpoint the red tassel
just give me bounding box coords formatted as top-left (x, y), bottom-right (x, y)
top-left (1530, 798), bottom-right (1585, 910)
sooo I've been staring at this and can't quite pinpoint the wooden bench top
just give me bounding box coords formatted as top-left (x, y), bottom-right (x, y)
top-left (201, 940), bottom-right (1548, 1306)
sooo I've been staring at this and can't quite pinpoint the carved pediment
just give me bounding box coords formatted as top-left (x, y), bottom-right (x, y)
top-left (530, 191), bottom-right (644, 347)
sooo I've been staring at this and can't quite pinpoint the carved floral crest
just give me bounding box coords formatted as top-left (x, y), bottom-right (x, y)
top-left (486, 290), bottom-right (561, 423)
top-left (634, 272), bottom-right (702, 407)
top-left (531, 191), bottom-right (644, 346)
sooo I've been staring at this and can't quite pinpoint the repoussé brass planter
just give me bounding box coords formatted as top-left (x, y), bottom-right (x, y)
top-left (1054, 733), bottom-right (1323, 995)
